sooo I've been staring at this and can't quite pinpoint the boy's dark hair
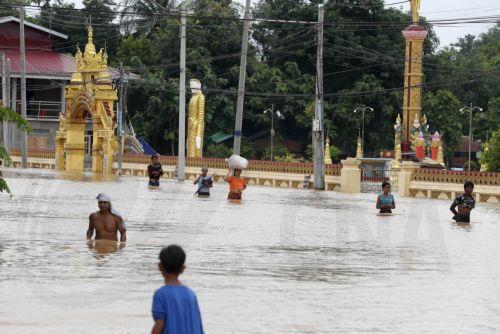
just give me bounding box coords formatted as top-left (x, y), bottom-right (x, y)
top-left (159, 245), bottom-right (186, 274)
top-left (151, 154), bottom-right (158, 160)
top-left (464, 181), bottom-right (474, 189)
top-left (382, 181), bottom-right (391, 189)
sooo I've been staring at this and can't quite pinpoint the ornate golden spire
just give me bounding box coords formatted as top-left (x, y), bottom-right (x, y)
top-left (84, 23), bottom-right (96, 56)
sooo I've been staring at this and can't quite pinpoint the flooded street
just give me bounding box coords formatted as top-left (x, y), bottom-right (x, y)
top-left (1, 169), bottom-right (499, 333)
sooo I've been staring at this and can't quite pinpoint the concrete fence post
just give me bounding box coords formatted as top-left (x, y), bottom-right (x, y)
top-left (340, 158), bottom-right (361, 193)
top-left (398, 161), bottom-right (418, 197)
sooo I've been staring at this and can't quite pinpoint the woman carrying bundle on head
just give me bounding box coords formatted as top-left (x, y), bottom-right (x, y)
top-left (224, 168), bottom-right (246, 200)
top-left (224, 155), bottom-right (248, 200)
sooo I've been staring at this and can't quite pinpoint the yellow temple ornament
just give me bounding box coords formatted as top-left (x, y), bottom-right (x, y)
top-left (356, 136), bottom-right (363, 159)
top-left (437, 141), bottom-right (444, 165)
top-left (393, 114), bottom-right (402, 168)
top-left (324, 137), bottom-right (332, 165)
top-left (55, 24), bottom-right (119, 174)
top-left (187, 79), bottom-right (206, 158)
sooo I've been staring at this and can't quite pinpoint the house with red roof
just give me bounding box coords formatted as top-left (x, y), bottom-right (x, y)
top-left (0, 16), bottom-right (76, 151)
top-left (0, 16), bottom-right (140, 155)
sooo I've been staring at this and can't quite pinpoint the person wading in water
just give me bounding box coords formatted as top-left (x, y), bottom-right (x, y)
top-left (148, 154), bottom-right (164, 189)
top-left (87, 193), bottom-right (127, 242)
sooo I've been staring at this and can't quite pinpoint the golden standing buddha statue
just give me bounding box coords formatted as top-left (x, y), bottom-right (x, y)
top-left (187, 79), bottom-right (206, 157)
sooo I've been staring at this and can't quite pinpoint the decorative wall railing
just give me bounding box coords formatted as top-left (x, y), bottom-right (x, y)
top-left (9, 148), bottom-right (55, 159)
top-left (411, 168), bottom-right (499, 186)
top-left (122, 154), bottom-right (342, 176)
top-left (5, 151), bottom-right (342, 176)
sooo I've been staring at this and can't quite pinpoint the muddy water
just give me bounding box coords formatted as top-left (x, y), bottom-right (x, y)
top-left (0, 169), bottom-right (499, 333)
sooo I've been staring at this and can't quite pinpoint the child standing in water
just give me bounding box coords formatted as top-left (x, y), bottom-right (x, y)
top-left (224, 169), bottom-right (246, 200)
top-left (376, 181), bottom-right (396, 214)
top-left (148, 155), bottom-right (164, 188)
top-left (193, 166), bottom-right (213, 197)
top-left (450, 181), bottom-right (475, 223)
top-left (151, 245), bottom-right (204, 334)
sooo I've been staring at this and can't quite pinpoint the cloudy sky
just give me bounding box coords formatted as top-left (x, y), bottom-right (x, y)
top-left (68, 0), bottom-right (499, 47)
top-left (386, 0), bottom-right (499, 47)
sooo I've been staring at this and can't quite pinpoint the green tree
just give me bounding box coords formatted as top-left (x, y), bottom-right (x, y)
top-left (479, 127), bottom-right (500, 172)
top-left (116, 0), bottom-right (245, 153)
top-left (37, 0), bottom-right (120, 56)
top-left (425, 24), bottom-right (500, 143)
top-left (423, 90), bottom-right (463, 163)
top-left (0, 0), bottom-right (30, 17)
top-left (0, 107), bottom-right (31, 194)
top-left (111, 0), bottom-right (497, 160)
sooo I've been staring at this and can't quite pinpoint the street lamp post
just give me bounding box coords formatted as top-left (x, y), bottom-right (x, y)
top-left (263, 104), bottom-right (284, 161)
top-left (353, 106), bottom-right (373, 156)
top-left (460, 103), bottom-right (483, 171)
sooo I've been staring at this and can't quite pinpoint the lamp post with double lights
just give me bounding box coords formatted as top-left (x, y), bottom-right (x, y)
top-left (353, 106), bottom-right (374, 157)
top-left (263, 104), bottom-right (284, 161)
top-left (460, 104), bottom-right (483, 171)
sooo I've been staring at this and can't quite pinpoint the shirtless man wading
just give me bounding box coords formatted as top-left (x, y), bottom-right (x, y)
top-left (87, 193), bottom-right (127, 242)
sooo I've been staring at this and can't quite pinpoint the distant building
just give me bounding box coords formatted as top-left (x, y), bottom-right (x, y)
top-left (0, 16), bottom-right (139, 153)
top-left (449, 136), bottom-right (482, 168)
top-left (0, 16), bottom-right (74, 150)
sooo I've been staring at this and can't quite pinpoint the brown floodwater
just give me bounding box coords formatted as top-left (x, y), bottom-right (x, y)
top-left (0, 168), bottom-right (499, 333)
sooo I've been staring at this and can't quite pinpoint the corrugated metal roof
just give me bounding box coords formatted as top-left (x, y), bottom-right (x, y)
top-left (0, 16), bottom-right (68, 39)
top-left (1, 50), bottom-right (139, 81)
top-left (3, 50), bottom-right (75, 78)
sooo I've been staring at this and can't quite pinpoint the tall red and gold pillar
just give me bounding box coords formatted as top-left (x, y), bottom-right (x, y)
top-left (401, 25), bottom-right (427, 151)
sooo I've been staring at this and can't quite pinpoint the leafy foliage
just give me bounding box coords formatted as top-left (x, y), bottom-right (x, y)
top-left (479, 127), bottom-right (500, 172)
top-left (0, 107), bottom-right (31, 194)
top-left (17, 0), bottom-right (499, 161)
top-left (36, 0), bottom-right (120, 55)
top-left (206, 143), bottom-right (232, 159)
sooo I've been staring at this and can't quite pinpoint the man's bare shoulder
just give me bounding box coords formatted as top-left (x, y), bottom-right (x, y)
top-left (89, 212), bottom-right (100, 219)
top-left (113, 214), bottom-right (122, 224)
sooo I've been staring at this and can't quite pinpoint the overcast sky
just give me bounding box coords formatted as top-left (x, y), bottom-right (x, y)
top-left (68, 0), bottom-right (499, 47)
top-left (387, 0), bottom-right (499, 47)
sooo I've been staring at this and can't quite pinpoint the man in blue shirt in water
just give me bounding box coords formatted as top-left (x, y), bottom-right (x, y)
top-left (151, 245), bottom-right (204, 334)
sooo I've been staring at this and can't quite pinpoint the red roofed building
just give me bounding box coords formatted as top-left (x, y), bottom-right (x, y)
top-left (1, 16), bottom-right (75, 150)
top-left (1, 16), bottom-right (138, 154)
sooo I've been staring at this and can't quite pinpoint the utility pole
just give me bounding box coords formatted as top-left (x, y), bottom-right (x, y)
top-left (233, 0), bottom-right (252, 155)
top-left (270, 104), bottom-right (274, 161)
top-left (1, 53), bottom-right (7, 152)
top-left (468, 103), bottom-right (472, 171)
top-left (313, 5), bottom-right (325, 190)
top-left (117, 62), bottom-right (124, 176)
top-left (19, 6), bottom-right (28, 168)
top-left (177, 4), bottom-right (187, 181)
top-left (3, 58), bottom-right (11, 163)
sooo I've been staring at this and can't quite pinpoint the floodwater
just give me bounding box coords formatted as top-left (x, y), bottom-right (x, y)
top-left (1, 168), bottom-right (499, 334)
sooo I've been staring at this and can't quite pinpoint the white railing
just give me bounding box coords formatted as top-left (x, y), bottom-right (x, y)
top-left (12, 100), bottom-right (62, 119)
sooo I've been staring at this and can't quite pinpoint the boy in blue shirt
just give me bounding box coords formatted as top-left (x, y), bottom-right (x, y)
top-left (151, 245), bottom-right (204, 334)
